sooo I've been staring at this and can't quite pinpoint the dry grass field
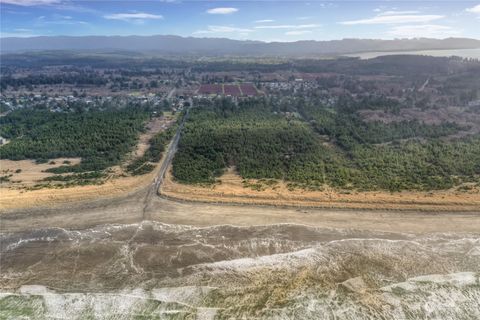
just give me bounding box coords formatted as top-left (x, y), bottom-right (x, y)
top-left (130, 115), bottom-right (176, 159)
top-left (0, 164), bottom-right (157, 210)
top-left (1, 158), bottom-right (81, 187)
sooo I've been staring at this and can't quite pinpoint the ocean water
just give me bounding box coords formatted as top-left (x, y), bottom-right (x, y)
top-left (1, 221), bottom-right (479, 319)
top-left (345, 48), bottom-right (480, 59)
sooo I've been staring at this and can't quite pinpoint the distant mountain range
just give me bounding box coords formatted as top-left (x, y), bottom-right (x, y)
top-left (1, 35), bottom-right (479, 56)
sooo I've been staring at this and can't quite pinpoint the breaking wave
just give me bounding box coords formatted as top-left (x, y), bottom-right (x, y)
top-left (1, 221), bottom-right (479, 319)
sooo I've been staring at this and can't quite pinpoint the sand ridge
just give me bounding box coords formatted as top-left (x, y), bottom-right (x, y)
top-left (160, 167), bottom-right (480, 212)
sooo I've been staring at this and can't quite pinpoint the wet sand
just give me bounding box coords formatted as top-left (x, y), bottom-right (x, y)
top-left (1, 221), bottom-right (479, 319)
top-left (1, 183), bottom-right (479, 319)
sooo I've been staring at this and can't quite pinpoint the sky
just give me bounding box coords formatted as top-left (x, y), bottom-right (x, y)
top-left (1, 1), bottom-right (479, 41)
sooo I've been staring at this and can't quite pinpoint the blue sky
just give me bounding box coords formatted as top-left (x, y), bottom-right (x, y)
top-left (1, 1), bottom-right (479, 41)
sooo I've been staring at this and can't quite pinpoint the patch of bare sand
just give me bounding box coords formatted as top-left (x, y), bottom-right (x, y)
top-left (0, 165), bottom-right (157, 210)
top-left (130, 115), bottom-right (176, 159)
top-left (161, 167), bottom-right (480, 211)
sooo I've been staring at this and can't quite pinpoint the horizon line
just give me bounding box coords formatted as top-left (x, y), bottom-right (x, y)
top-left (1, 34), bottom-right (479, 43)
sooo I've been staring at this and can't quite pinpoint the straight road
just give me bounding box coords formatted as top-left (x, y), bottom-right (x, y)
top-left (166, 88), bottom-right (176, 100)
top-left (142, 99), bottom-right (192, 216)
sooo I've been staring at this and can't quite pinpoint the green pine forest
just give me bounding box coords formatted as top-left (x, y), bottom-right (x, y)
top-left (0, 107), bottom-right (175, 186)
top-left (0, 108), bottom-right (148, 173)
top-left (172, 98), bottom-right (480, 191)
top-left (1, 98), bottom-right (479, 192)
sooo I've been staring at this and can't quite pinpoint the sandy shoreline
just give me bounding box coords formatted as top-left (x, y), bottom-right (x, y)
top-left (1, 156), bottom-right (479, 235)
top-left (1, 162), bottom-right (479, 216)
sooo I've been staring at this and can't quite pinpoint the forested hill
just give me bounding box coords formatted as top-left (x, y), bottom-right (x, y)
top-left (1, 35), bottom-right (479, 56)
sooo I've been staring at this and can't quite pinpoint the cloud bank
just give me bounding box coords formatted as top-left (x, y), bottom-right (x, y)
top-left (104, 12), bottom-right (163, 22)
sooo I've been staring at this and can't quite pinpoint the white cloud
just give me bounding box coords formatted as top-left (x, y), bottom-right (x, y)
top-left (1, 30), bottom-right (39, 37)
top-left (378, 10), bottom-right (420, 16)
top-left (193, 25), bottom-right (252, 35)
top-left (255, 24), bottom-right (321, 29)
top-left (104, 12), bottom-right (163, 22)
top-left (0, 0), bottom-right (61, 6)
top-left (41, 19), bottom-right (88, 25)
top-left (34, 14), bottom-right (88, 25)
top-left (285, 30), bottom-right (312, 36)
top-left (206, 7), bottom-right (238, 15)
top-left (387, 24), bottom-right (461, 38)
top-left (466, 4), bottom-right (480, 14)
top-left (297, 16), bottom-right (311, 20)
top-left (341, 12), bottom-right (444, 25)
top-left (254, 19), bottom-right (274, 23)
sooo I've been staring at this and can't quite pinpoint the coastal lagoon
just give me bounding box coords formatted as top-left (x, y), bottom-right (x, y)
top-left (346, 48), bottom-right (480, 59)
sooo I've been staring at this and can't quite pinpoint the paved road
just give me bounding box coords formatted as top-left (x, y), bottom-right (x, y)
top-left (166, 88), bottom-right (176, 100)
top-left (154, 103), bottom-right (191, 195)
top-left (142, 99), bottom-right (192, 216)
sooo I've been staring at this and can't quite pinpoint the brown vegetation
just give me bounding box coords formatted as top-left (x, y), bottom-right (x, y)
top-left (0, 158), bottom-right (81, 186)
top-left (128, 115), bottom-right (176, 161)
top-left (0, 166), bottom-right (157, 210)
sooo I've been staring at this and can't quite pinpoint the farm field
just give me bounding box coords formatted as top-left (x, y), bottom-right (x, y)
top-left (197, 83), bottom-right (260, 96)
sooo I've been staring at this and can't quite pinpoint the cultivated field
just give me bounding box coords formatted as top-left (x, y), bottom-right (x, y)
top-left (197, 83), bottom-right (260, 96)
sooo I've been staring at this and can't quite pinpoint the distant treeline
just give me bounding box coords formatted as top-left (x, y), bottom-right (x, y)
top-left (2, 52), bottom-right (479, 78)
top-left (0, 73), bottom-right (107, 89)
top-left (0, 51), bottom-right (190, 70)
